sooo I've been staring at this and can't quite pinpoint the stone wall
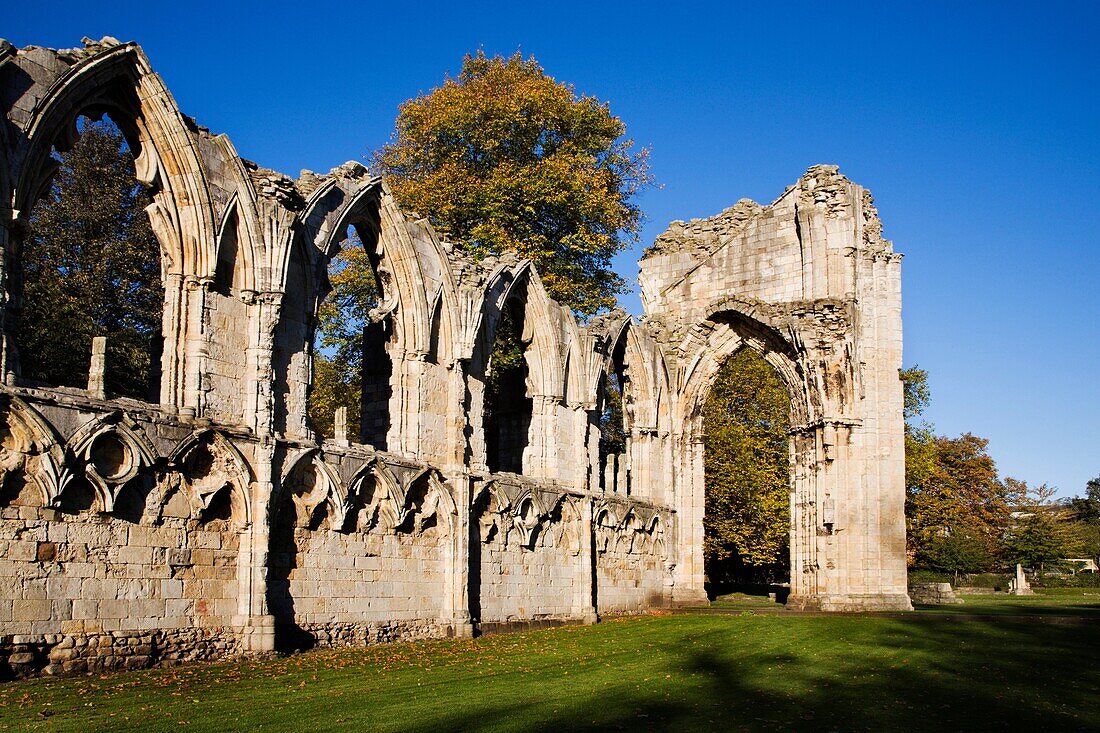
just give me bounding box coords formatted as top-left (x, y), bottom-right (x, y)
top-left (0, 37), bottom-right (911, 679)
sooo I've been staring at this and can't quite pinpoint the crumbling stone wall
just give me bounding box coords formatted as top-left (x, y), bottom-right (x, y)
top-left (0, 37), bottom-right (910, 678)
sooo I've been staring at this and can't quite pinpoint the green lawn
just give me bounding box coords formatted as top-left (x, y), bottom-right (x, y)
top-left (916, 588), bottom-right (1100, 617)
top-left (2, 597), bottom-right (1098, 732)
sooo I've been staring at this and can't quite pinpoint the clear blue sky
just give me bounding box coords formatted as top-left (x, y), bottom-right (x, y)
top-left (6, 1), bottom-right (1099, 498)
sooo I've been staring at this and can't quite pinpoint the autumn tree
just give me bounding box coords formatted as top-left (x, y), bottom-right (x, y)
top-left (921, 527), bottom-right (993, 582)
top-left (702, 349), bottom-right (791, 583)
top-left (901, 367), bottom-right (1014, 569)
top-left (19, 117), bottom-right (162, 401)
top-left (374, 51), bottom-right (653, 315)
top-left (907, 433), bottom-right (1015, 568)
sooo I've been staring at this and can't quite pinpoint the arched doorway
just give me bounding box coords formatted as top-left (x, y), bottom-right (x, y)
top-left (675, 309), bottom-right (819, 608)
top-left (701, 347), bottom-right (791, 598)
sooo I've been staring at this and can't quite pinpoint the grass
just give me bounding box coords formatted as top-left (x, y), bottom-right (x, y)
top-left (916, 588), bottom-right (1100, 617)
top-left (1, 593), bottom-right (1098, 732)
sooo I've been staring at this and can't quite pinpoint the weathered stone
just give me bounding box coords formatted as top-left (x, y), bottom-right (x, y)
top-left (36, 541), bottom-right (56, 562)
top-left (908, 582), bottom-right (964, 605)
top-left (0, 38), bottom-right (910, 678)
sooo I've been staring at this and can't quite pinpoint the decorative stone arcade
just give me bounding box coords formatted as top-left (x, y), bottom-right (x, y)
top-left (0, 38), bottom-right (910, 678)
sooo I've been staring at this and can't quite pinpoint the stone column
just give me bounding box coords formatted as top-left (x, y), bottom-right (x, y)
top-left (446, 359), bottom-right (468, 472)
top-left (334, 407), bottom-right (349, 446)
top-left (181, 276), bottom-right (212, 417)
top-left (787, 426), bottom-right (824, 610)
top-left (523, 394), bottom-right (553, 479)
top-left (0, 211), bottom-right (19, 385)
top-left (574, 498), bottom-right (598, 623)
top-left (445, 474), bottom-right (474, 637)
top-left (87, 336), bottom-right (107, 399)
top-left (235, 439), bottom-right (276, 652)
top-left (160, 272), bottom-right (184, 409)
top-left (243, 291), bottom-right (283, 436)
top-left (672, 433), bottom-right (708, 606)
top-left (404, 352), bottom-right (427, 459)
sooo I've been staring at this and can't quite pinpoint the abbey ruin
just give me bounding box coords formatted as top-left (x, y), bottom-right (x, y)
top-left (0, 38), bottom-right (911, 678)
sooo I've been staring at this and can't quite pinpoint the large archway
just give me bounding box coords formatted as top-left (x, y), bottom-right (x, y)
top-left (675, 309), bottom-right (823, 608)
top-left (701, 347), bottom-right (792, 596)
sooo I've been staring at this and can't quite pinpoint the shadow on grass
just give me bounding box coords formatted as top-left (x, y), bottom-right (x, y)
top-left (2, 614), bottom-right (1097, 732)
top-left (407, 616), bottom-right (1099, 733)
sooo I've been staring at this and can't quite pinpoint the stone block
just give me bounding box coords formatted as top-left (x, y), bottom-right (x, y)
top-left (8, 541), bottom-right (37, 562)
top-left (13, 599), bottom-right (52, 622)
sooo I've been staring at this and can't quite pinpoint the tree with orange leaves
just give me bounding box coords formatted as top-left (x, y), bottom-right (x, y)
top-left (374, 51), bottom-right (653, 315)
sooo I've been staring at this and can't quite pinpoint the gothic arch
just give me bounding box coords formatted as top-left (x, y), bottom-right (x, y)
top-left (0, 394), bottom-right (69, 506)
top-left (164, 430), bottom-right (253, 528)
top-left (65, 412), bottom-right (159, 514)
top-left (14, 42), bottom-right (216, 282)
top-left (277, 449), bottom-right (350, 531)
top-left (300, 180), bottom-right (459, 361)
top-left (212, 197), bottom-right (260, 296)
top-left (677, 308), bottom-right (811, 432)
top-left (469, 261), bottom-right (568, 397)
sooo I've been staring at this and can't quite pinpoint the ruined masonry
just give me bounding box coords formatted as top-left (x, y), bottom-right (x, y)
top-left (0, 38), bottom-right (911, 678)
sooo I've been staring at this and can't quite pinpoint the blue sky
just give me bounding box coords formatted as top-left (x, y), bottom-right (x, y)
top-left (6, 1), bottom-right (1098, 498)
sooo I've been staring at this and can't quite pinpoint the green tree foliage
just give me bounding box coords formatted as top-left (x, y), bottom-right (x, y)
top-left (901, 368), bottom-right (938, 525)
top-left (901, 367), bottom-right (1014, 570)
top-left (1071, 475), bottom-right (1100, 523)
top-left (308, 234), bottom-right (379, 438)
top-left (1002, 483), bottom-right (1070, 570)
top-left (19, 118), bottom-right (162, 400)
top-left (374, 51), bottom-right (653, 315)
top-left (703, 349), bottom-right (791, 580)
top-left (1060, 476), bottom-right (1100, 566)
top-left (900, 365), bottom-right (930, 423)
top-left (921, 528), bottom-right (993, 581)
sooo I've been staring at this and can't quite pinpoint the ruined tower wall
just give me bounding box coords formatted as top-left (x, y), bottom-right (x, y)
top-left (638, 166), bottom-right (910, 611)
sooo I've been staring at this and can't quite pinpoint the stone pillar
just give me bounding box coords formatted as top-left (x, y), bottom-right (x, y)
top-left (445, 474), bottom-right (474, 637)
top-left (672, 433), bottom-right (708, 606)
top-left (401, 352), bottom-right (426, 458)
top-left (574, 498), bottom-right (598, 623)
top-left (0, 211), bottom-right (19, 385)
top-left (243, 291), bottom-right (283, 437)
top-left (160, 272), bottom-right (184, 409)
top-left (524, 394), bottom-right (553, 479)
top-left (87, 336), bottom-right (106, 399)
top-left (787, 426), bottom-right (824, 609)
top-left (181, 276), bottom-right (212, 417)
top-left (235, 439), bottom-right (276, 652)
top-left (446, 359), bottom-right (468, 472)
top-left (334, 407), bottom-right (349, 446)
top-left (576, 400), bottom-right (599, 493)
top-left (1010, 563), bottom-right (1034, 596)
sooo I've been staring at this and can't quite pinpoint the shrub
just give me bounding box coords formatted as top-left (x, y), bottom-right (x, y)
top-left (1031, 573), bottom-right (1100, 588)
